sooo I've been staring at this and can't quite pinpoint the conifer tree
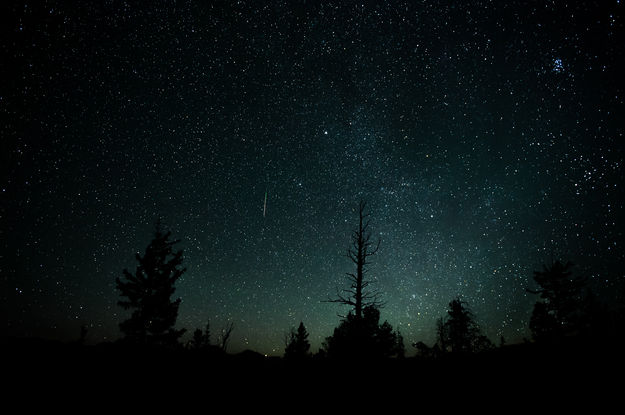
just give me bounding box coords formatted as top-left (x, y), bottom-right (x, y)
top-left (527, 260), bottom-right (587, 341)
top-left (116, 221), bottom-right (186, 347)
top-left (324, 305), bottom-right (401, 359)
top-left (446, 297), bottom-right (477, 353)
top-left (284, 321), bottom-right (311, 359)
top-left (395, 329), bottom-right (406, 358)
top-left (188, 320), bottom-right (211, 350)
top-left (438, 297), bottom-right (492, 354)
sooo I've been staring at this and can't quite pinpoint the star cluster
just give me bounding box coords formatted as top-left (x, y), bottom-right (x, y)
top-left (1, 0), bottom-right (624, 355)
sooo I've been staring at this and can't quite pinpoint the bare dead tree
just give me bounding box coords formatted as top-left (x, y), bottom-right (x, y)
top-left (284, 327), bottom-right (295, 349)
top-left (326, 200), bottom-right (383, 319)
top-left (219, 322), bottom-right (234, 352)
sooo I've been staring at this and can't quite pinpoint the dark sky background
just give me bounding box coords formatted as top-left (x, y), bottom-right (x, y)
top-left (1, 0), bottom-right (624, 356)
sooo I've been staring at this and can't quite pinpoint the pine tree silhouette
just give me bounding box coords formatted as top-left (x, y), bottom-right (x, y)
top-left (284, 322), bottom-right (311, 359)
top-left (435, 316), bottom-right (448, 353)
top-left (438, 297), bottom-right (492, 354)
top-left (188, 320), bottom-right (210, 350)
top-left (446, 297), bottom-right (476, 353)
top-left (116, 221), bottom-right (186, 347)
top-left (527, 260), bottom-right (587, 342)
top-left (395, 329), bottom-right (406, 358)
top-left (324, 305), bottom-right (401, 359)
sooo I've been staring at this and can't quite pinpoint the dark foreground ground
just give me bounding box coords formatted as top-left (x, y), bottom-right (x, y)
top-left (2, 337), bottom-right (621, 407)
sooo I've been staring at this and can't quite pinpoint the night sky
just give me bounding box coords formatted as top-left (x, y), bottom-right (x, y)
top-left (2, 0), bottom-right (624, 356)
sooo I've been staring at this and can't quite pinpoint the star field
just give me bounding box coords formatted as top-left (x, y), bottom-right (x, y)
top-left (1, 0), bottom-right (624, 355)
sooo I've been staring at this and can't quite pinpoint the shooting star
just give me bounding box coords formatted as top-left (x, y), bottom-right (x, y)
top-left (263, 190), bottom-right (267, 217)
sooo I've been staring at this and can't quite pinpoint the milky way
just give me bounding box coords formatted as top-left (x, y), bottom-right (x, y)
top-left (1, 1), bottom-right (624, 355)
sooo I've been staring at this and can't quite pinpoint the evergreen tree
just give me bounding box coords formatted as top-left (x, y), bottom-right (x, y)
top-left (116, 221), bottom-right (186, 347)
top-left (188, 320), bottom-right (210, 350)
top-left (284, 322), bottom-right (311, 359)
top-left (527, 260), bottom-right (587, 341)
top-left (529, 301), bottom-right (559, 342)
top-left (324, 305), bottom-right (401, 359)
top-left (446, 297), bottom-right (476, 353)
top-left (439, 297), bottom-right (492, 354)
top-left (413, 341), bottom-right (432, 359)
top-left (435, 316), bottom-right (448, 352)
top-left (395, 329), bottom-right (406, 359)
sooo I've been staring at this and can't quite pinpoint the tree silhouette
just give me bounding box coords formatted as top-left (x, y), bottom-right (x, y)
top-left (327, 201), bottom-right (382, 318)
top-left (446, 297), bottom-right (476, 353)
top-left (218, 322), bottom-right (234, 352)
top-left (438, 297), bottom-right (492, 354)
top-left (527, 260), bottom-right (587, 342)
top-left (116, 221), bottom-right (186, 347)
top-left (284, 322), bottom-right (311, 359)
top-left (323, 201), bottom-right (401, 359)
top-left (188, 320), bottom-right (211, 350)
top-left (529, 301), bottom-right (559, 342)
top-left (395, 329), bottom-right (406, 358)
top-left (413, 341), bottom-right (432, 359)
top-left (435, 316), bottom-right (449, 352)
top-left (324, 305), bottom-right (401, 359)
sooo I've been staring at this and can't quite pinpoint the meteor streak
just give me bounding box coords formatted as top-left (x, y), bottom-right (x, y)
top-left (263, 190), bottom-right (267, 217)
